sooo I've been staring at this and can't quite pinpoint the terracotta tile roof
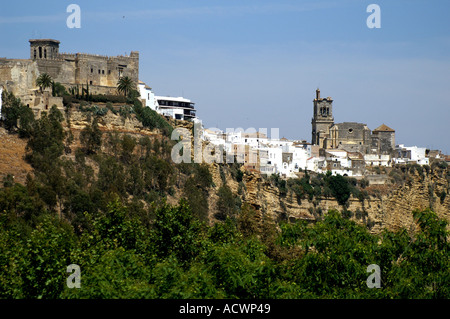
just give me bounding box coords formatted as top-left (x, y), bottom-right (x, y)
top-left (373, 124), bottom-right (395, 132)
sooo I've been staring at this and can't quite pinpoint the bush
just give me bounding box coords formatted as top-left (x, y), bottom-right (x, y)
top-left (270, 174), bottom-right (287, 196)
top-left (151, 200), bottom-right (204, 263)
top-left (79, 117), bottom-right (103, 155)
top-left (327, 174), bottom-right (351, 207)
top-left (1, 91), bottom-right (35, 136)
top-left (215, 184), bottom-right (238, 221)
top-left (132, 99), bottom-right (173, 136)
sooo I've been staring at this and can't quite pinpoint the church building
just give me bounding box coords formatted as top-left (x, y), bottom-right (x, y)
top-left (311, 89), bottom-right (395, 155)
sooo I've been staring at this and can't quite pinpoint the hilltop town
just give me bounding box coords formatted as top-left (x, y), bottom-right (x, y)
top-left (0, 38), bottom-right (449, 301)
top-left (1, 39), bottom-right (448, 183)
top-left (202, 88), bottom-right (448, 181)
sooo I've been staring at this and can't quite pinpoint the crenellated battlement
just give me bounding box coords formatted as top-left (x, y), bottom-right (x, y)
top-left (0, 39), bottom-right (139, 104)
top-left (58, 52), bottom-right (139, 61)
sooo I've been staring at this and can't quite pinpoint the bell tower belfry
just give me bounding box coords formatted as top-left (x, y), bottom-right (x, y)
top-left (29, 39), bottom-right (60, 60)
top-left (311, 88), bottom-right (334, 148)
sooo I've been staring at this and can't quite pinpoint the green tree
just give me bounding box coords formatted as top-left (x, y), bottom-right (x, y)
top-left (36, 73), bottom-right (53, 93)
top-left (202, 238), bottom-right (275, 298)
top-left (132, 99), bottom-right (173, 136)
top-left (1, 91), bottom-right (35, 135)
top-left (19, 215), bottom-right (76, 298)
top-left (151, 200), bottom-right (204, 264)
top-left (380, 208), bottom-right (450, 298)
top-left (79, 117), bottom-right (103, 155)
top-left (17, 105), bottom-right (35, 138)
top-left (327, 174), bottom-right (351, 207)
top-left (62, 247), bottom-right (152, 299)
top-left (120, 134), bottom-right (136, 164)
top-left (215, 184), bottom-right (239, 221)
top-left (25, 106), bottom-right (65, 170)
top-left (117, 76), bottom-right (135, 97)
top-left (51, 82), bottom-right (67, 97)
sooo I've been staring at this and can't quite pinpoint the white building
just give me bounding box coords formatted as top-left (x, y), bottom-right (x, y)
top-left (259, 148), bottom-right (276, 175)
top-left (138, 81), bottom-right (158, 111)
top-left (330, 168), bottom-right (354, 177)
top-left (203, 128), bottom-right (226, 148)
top-left (364, 154), bottom-right (391, 167)
top-left (268, 137), bottom-right (293, 150)
top-left (223, 130), bottom-right (268, 149)
top-left (261, 146), bottom-right (283, 175)
top-left (394, 144), bottom-right (429, 165)
top-left (155, 95), bottom-right (197, 121)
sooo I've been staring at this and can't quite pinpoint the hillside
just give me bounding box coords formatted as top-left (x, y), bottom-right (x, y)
top-left (0, 98), bottom-right (449, 299)
top-left (0, 127), bottom-right (33, 185)
top-left (64, 108), bottom-right (450, 234)
top-left (0, 106), bottom-right (449, 234)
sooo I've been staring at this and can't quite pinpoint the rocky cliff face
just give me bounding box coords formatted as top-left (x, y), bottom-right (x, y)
top-left (237, 168), bottom-right (450, 234)
top-left (69, 109), bottom-right (153, 135)
top-left (18, 108), bottom-right (450, 234)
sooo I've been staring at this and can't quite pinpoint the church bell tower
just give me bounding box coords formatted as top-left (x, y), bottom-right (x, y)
top-left (311, 88), bottom-right (334, 148)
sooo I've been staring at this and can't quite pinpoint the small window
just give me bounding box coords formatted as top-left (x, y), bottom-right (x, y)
top-left (98, 69), bottom-right (101, 74)
top-left (91, 68), bottom-right (93, 73)
top-left (90, 80), bottom-right (93, 85)
top-left (102, 70), bottom-right (105, 74)
top-left (348, 128), bottom-right (353, 133)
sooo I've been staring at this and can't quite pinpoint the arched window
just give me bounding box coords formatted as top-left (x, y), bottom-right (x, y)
top-left (44, 48), bottom-right (47, 59)
top-left (39, 47), bottom-right (42, 59)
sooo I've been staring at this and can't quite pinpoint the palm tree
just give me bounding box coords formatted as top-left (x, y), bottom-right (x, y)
top-left (36, 73), bottom-right (53, 93)
top-left (117, 76), bottom-right (135, 97)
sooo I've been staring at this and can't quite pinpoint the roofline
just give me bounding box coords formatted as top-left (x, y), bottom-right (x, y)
top-left (155, 95), bottom-right (193, 103)
top-left (29, 39), bottom-right (60, 44)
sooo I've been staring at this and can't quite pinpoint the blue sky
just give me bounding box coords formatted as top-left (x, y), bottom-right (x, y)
top-left (1, 0), bottom-right (450, 153)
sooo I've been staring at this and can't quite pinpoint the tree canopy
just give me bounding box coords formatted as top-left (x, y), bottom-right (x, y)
top-left (36, 73), bottom-right (53, 93)
top-left (117, 76), bottom-right (135, 97)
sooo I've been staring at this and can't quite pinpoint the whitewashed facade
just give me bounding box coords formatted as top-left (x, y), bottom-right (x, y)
top-left (138, 81), bottom-right (158, 111)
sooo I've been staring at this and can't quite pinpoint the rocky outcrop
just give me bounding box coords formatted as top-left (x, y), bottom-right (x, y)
top-left (240, 169), bottom-right (450, 234)
top-left (68, 109), bottom-right (153, 135)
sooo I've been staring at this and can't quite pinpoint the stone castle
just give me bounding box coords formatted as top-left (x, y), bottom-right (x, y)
top-left (311, 88), bottom-right (395, 155)
top-left (0, 39), bottom-right (139, 115)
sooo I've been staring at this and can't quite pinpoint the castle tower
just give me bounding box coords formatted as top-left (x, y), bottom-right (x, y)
top-left (29, 39), bottom-right (60, 60)
top-left (311, 88), bottom-right (334, 148)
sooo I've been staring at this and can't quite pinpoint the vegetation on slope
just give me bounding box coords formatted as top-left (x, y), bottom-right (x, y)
top-left (0, 91), bottom-right (449, 299)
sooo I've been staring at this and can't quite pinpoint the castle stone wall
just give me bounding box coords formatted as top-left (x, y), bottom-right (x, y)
top-left (0, 40), bottom-right (140, 117)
